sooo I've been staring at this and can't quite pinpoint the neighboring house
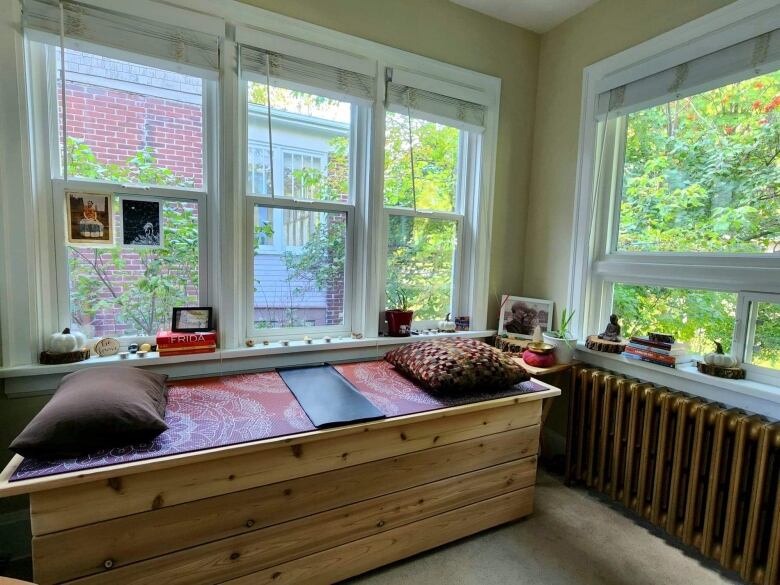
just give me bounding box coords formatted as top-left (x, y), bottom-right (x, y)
top-left (248, 107), bottom-right (349, 329)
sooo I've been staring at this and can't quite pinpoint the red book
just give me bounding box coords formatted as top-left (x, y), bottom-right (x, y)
top-left (157, 330), bottom-right (217, 350)
top-left (157, 346), bottom-right (216, 357)
top-left (624, 345), bottom-right (676, 365)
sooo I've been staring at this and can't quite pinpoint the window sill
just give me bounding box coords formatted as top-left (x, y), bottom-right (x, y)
top-left (0, 330), bottom-right (495, 397)
top-left (576, 345), bottom-right (780, 419)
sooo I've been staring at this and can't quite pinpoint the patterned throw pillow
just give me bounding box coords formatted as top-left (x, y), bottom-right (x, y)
top-left (384, 337), bottom-right (529, 393)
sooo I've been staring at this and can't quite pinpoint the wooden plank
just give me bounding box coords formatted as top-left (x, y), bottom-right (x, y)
top-left (0, 389), bottom-right (558, 498)
top-left (33, 427), bottom-right (538, 584)
top-left (220, 488), bottom-right (533, 585)
top-left (30, 400), bottom-right (541, 535)
top-left (67, 462), bottom-right (535, 585)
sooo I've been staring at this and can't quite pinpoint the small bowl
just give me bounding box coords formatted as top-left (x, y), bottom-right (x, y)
top-left (526, 341), bottom-right (555, 354)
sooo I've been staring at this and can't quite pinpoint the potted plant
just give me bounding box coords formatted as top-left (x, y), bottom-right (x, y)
top-left (386, 288), bottom-right (414, 337)
top-left (543, 308), bottom-right (577, 364)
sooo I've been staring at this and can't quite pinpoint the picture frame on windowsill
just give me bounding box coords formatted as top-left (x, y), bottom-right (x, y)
top-left (171, 307), bottom-right (213, 333)
top-left (497, 295), bottom-right (554, 340)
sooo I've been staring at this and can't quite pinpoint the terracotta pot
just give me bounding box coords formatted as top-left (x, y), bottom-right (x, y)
top-left (386, 310), bottom-right (414, 337)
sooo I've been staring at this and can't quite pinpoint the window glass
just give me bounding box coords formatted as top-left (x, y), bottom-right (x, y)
top-left (746, 300), bottom-right (780, 370)
top-left (386, 216), bottom-right (456, 320)
top-left (57, 49), bottom-right (204, 188)
top-left (619, 70), bottom-right (780, 253)
top-left (247, 83), bottom-right (350, 201)
top-left (68, 199), bottom-right (200, 337)
top-left (612, 283), bottom-right (736, 355)
top-left (253, 206), bottom-right (346, 330)
top-left (384, 112), bottom-right (459, 212)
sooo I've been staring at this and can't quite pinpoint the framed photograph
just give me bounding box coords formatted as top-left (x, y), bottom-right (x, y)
top-left (121, 196), bottom-right (163, 247)
top-left (172, 307), bottom-right (213, 332)
top-left (498, 295), bottom-right (554, 339)
top-left (67, 192), bottom-right (112, 245)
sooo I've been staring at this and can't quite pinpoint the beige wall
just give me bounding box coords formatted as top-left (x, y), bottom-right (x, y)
top-left (522, 0), bottom-right (736, 324)
top-left (238, 0), bottom-right (541, 324)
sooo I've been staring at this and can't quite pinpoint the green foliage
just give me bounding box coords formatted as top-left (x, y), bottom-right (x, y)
top-left (612, 285), bottom-right (736, 356)
top-left (67, 137), bottom-right (199, 336)
top-left (621, 72), bottom-right (780, 253)
top-left (616, 71), bottom-right (780, 367)
top-left (383, 113), bottom-right (460, 319)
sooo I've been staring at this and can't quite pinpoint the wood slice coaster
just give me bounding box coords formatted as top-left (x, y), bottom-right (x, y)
top-left (585, 335), bottom-right (626, 354)
top-left (494, 336), bottom-right (528, 354)
top-left (39, 349), bottom-right (90, 365)
top-left (696, 361), bottom-right (746, 379)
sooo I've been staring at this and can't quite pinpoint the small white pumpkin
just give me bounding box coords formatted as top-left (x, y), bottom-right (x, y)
top-left (48, 328), bottom-right (88, 354)
top-left (704, 341), bottom-right (738, 368)
top-left (438, 313), bottom-right (456, 333)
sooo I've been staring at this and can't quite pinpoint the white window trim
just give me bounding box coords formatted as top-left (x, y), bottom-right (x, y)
top-left (569, 0), bottom-right (780, 412)
top-left (23, 40), bottom-right (216, 347)
top-left (0, 0), bottom-right (501, 370)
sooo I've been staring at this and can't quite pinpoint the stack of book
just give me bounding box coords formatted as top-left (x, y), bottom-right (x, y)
top-left (623, 336), bottom-right (691, 368)
top-left (156, 330), bottom-right (217, 357)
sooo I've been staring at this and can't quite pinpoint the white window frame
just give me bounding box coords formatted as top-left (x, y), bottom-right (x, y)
top-left (378, 117), bottom-right (476, 330)
top-left (240, 74), bottom-right (364, 340)
top-left (570, 0), bottom-right (780, 390)
top-left (0, 0), bottom-right (501, 368)
top-left (24, 39), bottom-right (216, 346)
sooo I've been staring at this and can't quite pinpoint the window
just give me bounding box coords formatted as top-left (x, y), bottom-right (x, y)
top-left (240, 43), bottom-right (367, 336)
top-left (579, 21), bottom-right (780, 385)
top-left (252, 206), bottom-right (347, 329)
top-left (7, 1), bottom-right (500, 368)
top-left (381, 75), bottom-right (485, 324)
top-left (38, 44), bottom-right (211, 340)
top-left (383, 113), bottom-right (461, 319)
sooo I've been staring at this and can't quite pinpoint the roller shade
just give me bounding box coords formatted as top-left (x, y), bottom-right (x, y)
top-left (23, 0), bottom-right (222, 77)
top-left (597, 29), bottom-right (780, 119)
top-left (385, 79), bottom-right (486, 132)
top-left (239, 45), bottom-right (375, 104)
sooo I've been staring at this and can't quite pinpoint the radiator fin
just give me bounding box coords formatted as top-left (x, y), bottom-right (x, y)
top-left (566, 366), bottom-right (780, 585)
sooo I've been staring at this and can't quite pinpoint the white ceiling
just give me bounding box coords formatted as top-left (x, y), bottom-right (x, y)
top-left (450, 0), bottom-right (600, 33)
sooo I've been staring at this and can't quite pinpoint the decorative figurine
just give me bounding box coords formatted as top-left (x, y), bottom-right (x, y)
top-left (598, 314), bottom-right (621, 341)
top-left (139, 343), bottom-right (152, 353)
top-left (323, 336), bottom-right (332, 343)
top-left (304, 336), bottom-right (313, 344)
top-left (245, 339), bottom-right (255, 347)
top-left (128, 343), bottom-right (139, 354)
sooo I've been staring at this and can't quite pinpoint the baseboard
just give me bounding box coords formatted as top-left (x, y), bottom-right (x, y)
top-left (0, 508), bottom-right (31, 562)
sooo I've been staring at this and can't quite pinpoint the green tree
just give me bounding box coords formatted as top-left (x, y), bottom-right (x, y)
top-left (615, 70), bottom-right (780, 365)
top-left (67, 138), bottom-right (199, 336)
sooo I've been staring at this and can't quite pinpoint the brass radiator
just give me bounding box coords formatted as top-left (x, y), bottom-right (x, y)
top-left (565, 366), bottom-right (780, 585)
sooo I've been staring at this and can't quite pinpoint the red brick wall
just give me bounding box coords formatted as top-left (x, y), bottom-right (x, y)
top-left (64, 81), bottom-right (203, 188)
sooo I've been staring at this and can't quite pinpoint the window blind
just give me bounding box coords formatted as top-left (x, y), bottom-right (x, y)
top-left (239, 45), bottom-right (376, 103)
top-left (22, 0), bottom-right (222, 77)
top-left (385, 80), bottom-right (486, 132)
top-left (597, 29), bottom-right (780, 119)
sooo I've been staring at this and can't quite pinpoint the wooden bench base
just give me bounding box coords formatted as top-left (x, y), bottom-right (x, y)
top-left (0, 385), bottom-right (559, 585)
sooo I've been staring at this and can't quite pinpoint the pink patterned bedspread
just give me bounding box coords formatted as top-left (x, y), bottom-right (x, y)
top-left (11, 360), bottom-right (545, 481)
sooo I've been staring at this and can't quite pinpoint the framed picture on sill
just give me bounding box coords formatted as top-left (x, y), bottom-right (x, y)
top-left (497, 295), bottom-right (554, 339)
top-left (172, 307), bottom-right (213, 332)
top-left (120, 196), bottom-right (163, 247)
top-left (67, 192), bottom-right (112, 245)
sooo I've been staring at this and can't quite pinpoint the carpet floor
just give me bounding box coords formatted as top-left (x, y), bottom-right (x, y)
top-left (344, 470), bottom-right (740, 585)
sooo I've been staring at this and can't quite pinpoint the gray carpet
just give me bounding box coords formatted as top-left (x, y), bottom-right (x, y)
top-left (345, 470), bottom-right (740, 585)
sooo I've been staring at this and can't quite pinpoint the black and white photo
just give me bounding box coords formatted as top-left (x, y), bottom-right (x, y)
top-left (498, 295), bottom-right (554, 339)
top-left (121, 197), bottom-right (162, 247)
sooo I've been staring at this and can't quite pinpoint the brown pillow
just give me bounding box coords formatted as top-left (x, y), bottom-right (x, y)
top-left (10, 367), bottom-right (169, 459)
top-left (385, 337), bottom-right (528, 394)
